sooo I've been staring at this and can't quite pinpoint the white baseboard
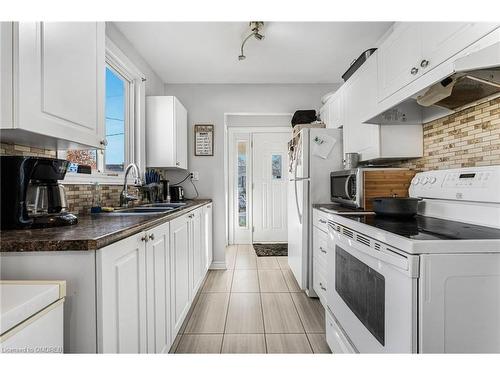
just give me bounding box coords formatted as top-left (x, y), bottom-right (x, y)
top-left (209, 261), bottom-right (227, 270)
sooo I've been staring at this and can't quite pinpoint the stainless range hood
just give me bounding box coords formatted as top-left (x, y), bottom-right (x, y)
top-left (417, 40), bottom-right (500, 110)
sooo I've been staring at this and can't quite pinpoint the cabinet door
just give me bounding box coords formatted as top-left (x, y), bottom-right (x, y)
top-left (170, 214), bottom-right (191, 337)
top-left (329, 90), bottom-right (344, 129)
top-left (174, 97), bottom-right (188, 169)
top-left (190, 208), bottom-right (204, 298)
top-left (145, 222), bottom-right (171, 353)
top-left (378, 23), bottom-right (421, 101)
top-left (420, 22), bottom-right (498, 73)
top-left (319, 103), bottom-right (329, 127)
top-left (0, 22), bottom-right (13, 127)
top-left (97, 232), bottom-right (147, 353)
top-left (17, 22), bottom-right (105, 147)
top-left (343, 56), bottom-right (381, 161)
top-left (203, 203), bottom-right (213, 271)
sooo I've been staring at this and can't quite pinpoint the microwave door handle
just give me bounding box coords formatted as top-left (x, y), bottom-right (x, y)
top-left (344, 174), bottom-right (354, 200)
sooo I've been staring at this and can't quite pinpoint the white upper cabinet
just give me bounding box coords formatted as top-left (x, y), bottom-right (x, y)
top-left (146, 96), bottom-right (188, 170)
top-left (321, 89), bottom-right (344, 129)
top-left (377, 23), bottom-right (422, 101)
top-left (1, 22), bottom-right (105, 148)
top-left (378, 22), bottom-right (498, 103)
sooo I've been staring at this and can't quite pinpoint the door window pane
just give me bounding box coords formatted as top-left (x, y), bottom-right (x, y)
top-left (271, 154), bottom-right (282, 179)
top-left (105, 67), bottom-right (126, 172)
top-left (237, 141), bottom-right (247, 228)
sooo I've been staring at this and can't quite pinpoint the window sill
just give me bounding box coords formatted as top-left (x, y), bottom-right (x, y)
top-left (62, 172), bottom-right (132, 186)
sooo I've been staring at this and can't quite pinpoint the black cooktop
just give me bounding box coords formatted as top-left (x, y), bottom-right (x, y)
top-left (342, 214), bottom-right (500, 241)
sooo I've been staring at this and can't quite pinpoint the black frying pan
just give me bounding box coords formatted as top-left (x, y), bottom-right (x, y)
top-left (372, 197), bottom-right (422, 217)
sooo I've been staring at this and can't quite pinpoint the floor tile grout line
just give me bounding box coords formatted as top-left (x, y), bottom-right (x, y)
top-left (253, 245), bottom-right (269, 354)
top-left (220, 248), bottom-right (237, 353)
top-left (289, 291), bottom-right (315, 353)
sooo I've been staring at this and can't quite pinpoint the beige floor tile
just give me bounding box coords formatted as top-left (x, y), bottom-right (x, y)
top-left (276, 257), bottom-right (290, 270)
top-left (221, 334), bottom-right (266, 353)
top-left (282, 269), bottom-right (301, 292)
top-left (235, 254), bottom-right (257, 269)
top-left (202, 270), bottom-right (234, 292)
top-left (266, 334), bottom-right (312, 353)
top-left (261, 293), bottom-right (304, 333)
top-left (232, 269), bottom-right (260, 292)
top-left (291, 293), bottom-right (325, 333)
top-left (225, 293), bottom-right (264, 333)
top-left (307, 333), bottom-right (331, 354)
top-left (237, 244), bottom-right (255, 255)
top-left (257, 256), bottom-right (281, 270)
top-left (185, 293), bottom-right (230, 333)
top-left (258, 269), bottom-right (289, 292)
top-left (178, 291), bottom-right (201, 334)
top-left (169, 335), bottom-right (183, 353)
top-left (176, 334), bottom-right (223, 353)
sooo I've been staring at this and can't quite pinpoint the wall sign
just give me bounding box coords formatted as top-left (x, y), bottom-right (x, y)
top-left (194, 124), bottom-right (214, 156)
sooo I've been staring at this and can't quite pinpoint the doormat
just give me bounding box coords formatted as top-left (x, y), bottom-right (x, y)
top-left (253, 243), bottom-right (288, 257)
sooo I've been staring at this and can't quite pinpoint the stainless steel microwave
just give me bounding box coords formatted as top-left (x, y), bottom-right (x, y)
top-left (330, 169), bottom-right (362, 208)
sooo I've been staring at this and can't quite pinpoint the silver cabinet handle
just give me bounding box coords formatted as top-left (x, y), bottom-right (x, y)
top-left (100, 139), bottom-right (108, 146)
top-left (320, 247), bottom-right (327, 254)
top-left (319, 219), bottom-right (327, 224)
top-left (420, 59), bottom-right (429, 68)
top-left (176, 162), bottom-right (180, 166)
top-left (206, 205), bottom-right (211, 209)
top-left (149, 233), bottom-right (155, 241)
top-left (141, 235), bottom-right (148, 242)
top-left (319, 282), bottom-right (327, 291)
top-left (410, 67), bottom-right (419, 75)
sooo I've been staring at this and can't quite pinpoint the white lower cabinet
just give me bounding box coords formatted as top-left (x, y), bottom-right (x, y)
top-left (97, 203), bottom-right (212, 353)
top-left (312, 209), bottom-right (329, 307)
top-left (97, 232), bottom-right (148, 353)
top-left (170, 214), bottom-right (191, 338)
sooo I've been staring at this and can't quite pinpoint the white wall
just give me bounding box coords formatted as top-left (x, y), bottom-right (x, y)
top-left (106, 22), bottom-right (165, 96)
top-left (163, 83), bottom-right (338, 265)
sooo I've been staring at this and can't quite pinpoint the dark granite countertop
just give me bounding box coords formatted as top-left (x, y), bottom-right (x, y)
top-left (0, 199), bottom-right (211, 252)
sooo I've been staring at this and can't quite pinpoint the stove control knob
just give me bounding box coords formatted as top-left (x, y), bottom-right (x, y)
top-left (421, 177), bottom-right (428, 185)
top-left (429, 177), bottom-right (437, 184)
top-left (411, 177), bottom-right (420, 185)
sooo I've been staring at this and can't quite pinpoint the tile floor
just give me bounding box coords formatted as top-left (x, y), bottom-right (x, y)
top-left (172, 244), bottom-right (331, 354)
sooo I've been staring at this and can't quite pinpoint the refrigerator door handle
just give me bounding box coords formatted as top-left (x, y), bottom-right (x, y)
top-left (294, 164), bottom-right (303, 224)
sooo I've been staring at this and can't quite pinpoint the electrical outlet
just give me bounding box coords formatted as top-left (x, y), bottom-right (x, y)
top-left (191, 171), bottom-right (199, 181)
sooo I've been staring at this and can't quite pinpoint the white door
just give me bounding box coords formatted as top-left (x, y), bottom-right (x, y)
top-left (252, 132), bottom-right (289, 243)
top-left (97, 232), bottom-right (147, 353)
top-left (145, 222), bottom-right (171, 353)
top-left (170, 214), bottom-right (191, 337)
top-left (16, 22), bottom-right (105, 148)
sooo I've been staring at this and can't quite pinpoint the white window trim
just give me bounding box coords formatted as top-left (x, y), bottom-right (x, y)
top-left (62, 37), bottom-right (146, 185)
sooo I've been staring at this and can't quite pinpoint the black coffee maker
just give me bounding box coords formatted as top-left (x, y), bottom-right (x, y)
top-left (1, 156), bottom-right (78, 229)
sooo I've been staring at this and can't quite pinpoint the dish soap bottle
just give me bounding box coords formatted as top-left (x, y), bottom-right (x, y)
top-left (90, 182), bottom-right (102, 213)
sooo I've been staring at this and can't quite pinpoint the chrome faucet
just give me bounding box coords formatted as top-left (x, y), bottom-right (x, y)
top-left (120, 163), bottom-right (143, 207)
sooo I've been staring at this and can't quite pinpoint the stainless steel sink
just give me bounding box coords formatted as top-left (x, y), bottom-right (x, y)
top-left (101, 207), bottom-right (176, 216)
top-left (144, 202), bottom-right (187, 208)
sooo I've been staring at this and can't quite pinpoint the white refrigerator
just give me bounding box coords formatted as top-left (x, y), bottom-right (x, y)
top-left (288, 128), bottom-right (343, 295)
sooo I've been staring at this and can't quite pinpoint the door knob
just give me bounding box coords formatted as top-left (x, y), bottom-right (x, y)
top-left (149, 233), bottom-right (155, 241)
top-left (410, 67), bottom-right (419, 75)
top-left (420, 59), bottom-right (429, 68)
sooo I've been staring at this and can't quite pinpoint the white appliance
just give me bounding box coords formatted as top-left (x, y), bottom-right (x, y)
top-left (288, 128), bottom-right (343, 294)
top-left (0, 281), bottom-right (66, 353)
top-left (325, 166), bottom-right (500, 353)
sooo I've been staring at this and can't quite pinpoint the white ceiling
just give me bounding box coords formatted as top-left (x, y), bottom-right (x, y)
top-left (114, 22), bottom-right (393, 84)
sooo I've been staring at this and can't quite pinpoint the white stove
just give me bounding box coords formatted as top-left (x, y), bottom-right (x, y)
top-left (325, 166), bottom-right (500, 354)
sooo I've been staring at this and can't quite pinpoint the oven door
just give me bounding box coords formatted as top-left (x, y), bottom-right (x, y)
top-left (327, 221), bottom-right (419, 353)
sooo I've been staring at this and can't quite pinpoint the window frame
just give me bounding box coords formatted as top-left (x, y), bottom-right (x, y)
top-left (60, 38), bottom-right (145, 185)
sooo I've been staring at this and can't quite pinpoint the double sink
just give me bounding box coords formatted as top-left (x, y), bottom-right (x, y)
top-left (103, 202), bottom-right (187, 216)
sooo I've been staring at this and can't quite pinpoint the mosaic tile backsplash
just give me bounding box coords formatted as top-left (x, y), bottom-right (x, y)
top-left (396, 97), bottom-right (500, 171)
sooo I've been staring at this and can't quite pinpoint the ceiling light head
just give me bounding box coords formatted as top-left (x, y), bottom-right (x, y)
top-left (238, 21), bottom-right (265, 61)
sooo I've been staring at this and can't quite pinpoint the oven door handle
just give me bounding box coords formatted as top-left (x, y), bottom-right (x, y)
top-left (331, 228), bottom-right (416, 275)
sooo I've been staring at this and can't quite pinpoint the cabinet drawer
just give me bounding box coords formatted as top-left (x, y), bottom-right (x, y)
top-left (313, 259), bottom-right (327, 307)
top-left (312, 209), bottom-right (329, 233)
top-left (326, 309), bottom-right (356, 353)
top-left (313, 226), bottom-right (328, 267)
